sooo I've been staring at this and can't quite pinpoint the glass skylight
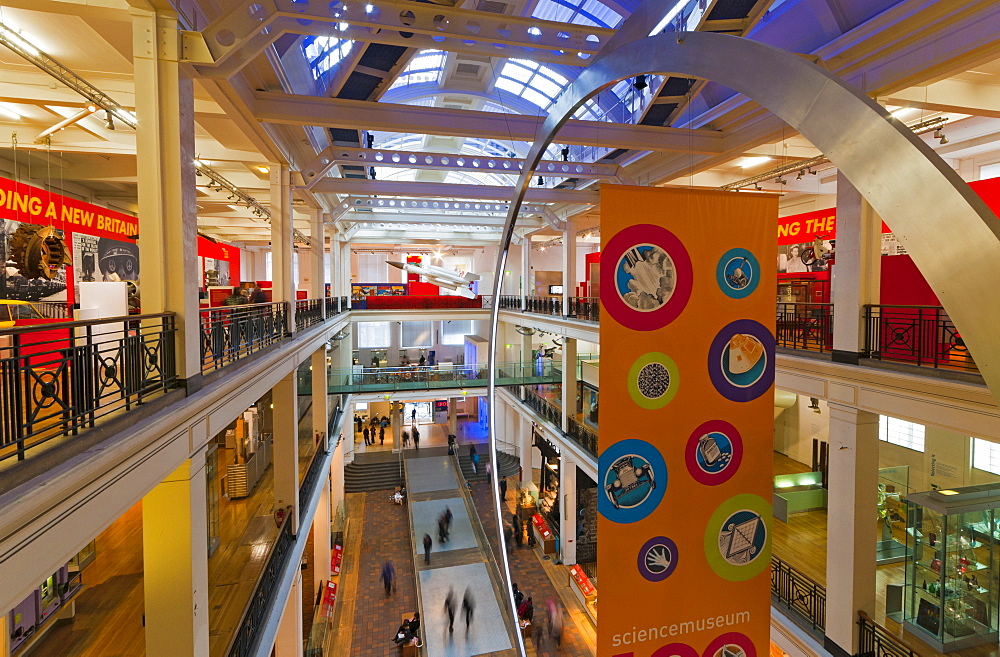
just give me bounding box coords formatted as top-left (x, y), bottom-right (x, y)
top-left (303, 36), bottom-right (353, 81)
top-left (495, 59), bottom-right (569, 111)
top-left (388, 50), bottom-right (446, 90)
top-left (531, 0), bottom-right (623, 28)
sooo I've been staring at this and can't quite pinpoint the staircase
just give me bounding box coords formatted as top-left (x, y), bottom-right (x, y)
top-left (344, 455), bottom-right (404, 492)
top-left (456, 446), bottom-right (520, 482)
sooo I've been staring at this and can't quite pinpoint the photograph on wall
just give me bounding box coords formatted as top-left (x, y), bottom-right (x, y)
top-left (777, 241), bottom-right (832, 273)
top-left (71, 233), bottom-right (100, 300)
top-left (1, 219), bottom-right (68, 302)
top-left (94, 237), bottom-right (139, 284)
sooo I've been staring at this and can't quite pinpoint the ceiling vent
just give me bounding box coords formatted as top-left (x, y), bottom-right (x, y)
top-left (477, 0), bottom-right (510, 13)
top-left (455, 63), bottom-right (482, 77)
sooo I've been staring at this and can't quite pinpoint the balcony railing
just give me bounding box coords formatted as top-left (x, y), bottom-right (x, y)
top-left (864, 305), bottom-right (977, 373)
top-left (324, 296), bottom-right (349, 317)
top-left (776, 303), bottom-right (834, 353)
top-left (526, 295), bottom-right (562, 316)
top-left (300, 361), bottom-right (562, 394)
top-left (771, 554), bottom-right (825, 632)
top-left (295, 298), bottom-right (324, 332)
top-left (498, 295), bottom-right (522, 310)
top-left (858, 611), bottom-right (915, 657)
top-left (522, 388), bottom-right (597, 458)
top-left (567, 296), bottom-right (600, 322)
top-left (0, 313), bottom-right (177, 463)
top-left (200, 302), bottom-right (288, 373)
top-left (567, 415), bottom-right (598, 455)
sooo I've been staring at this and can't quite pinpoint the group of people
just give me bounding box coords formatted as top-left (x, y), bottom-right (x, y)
top-left (401, 426), bottom-right (420, 449)
top-left (356, 414), bottom-right (390, 447)
top-left (443, 587), bottom-right (476, 635)
top-left (391, 612), bottom-right (422, 648)
top-left (504, 510), bottom-right (535, 551)
top-left (437, 506), bottom-right (453, 545)
top-left (512, 583), bottom-right (564, 649)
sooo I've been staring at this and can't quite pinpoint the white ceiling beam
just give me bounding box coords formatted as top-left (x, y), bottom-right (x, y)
top-left (345, 212), bottom-right (544, 227)
top-left (190, 0), bottom-right (613, 77)
top-left (335, 196), bottom-right (549, 215)
top-left (885, 79), bottom-right (1000, 119)
top-left (310, 178), bottom-right (599, 203)
top-left (253, 92), bottom-right (725, 154)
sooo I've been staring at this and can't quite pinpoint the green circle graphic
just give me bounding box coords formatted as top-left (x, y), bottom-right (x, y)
top-left (703, 493), bottom-right (772, 582)
top-left (628, 352), bottom-right (680, 409)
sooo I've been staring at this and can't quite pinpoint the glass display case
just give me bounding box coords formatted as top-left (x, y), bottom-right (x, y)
top-left (904, 486), bottom-right (1000, 651)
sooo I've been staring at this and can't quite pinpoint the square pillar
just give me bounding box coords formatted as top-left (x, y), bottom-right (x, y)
top-left (448, 397), bottom-right (458, 435)
top-left (273, 371), bottom-right (300, 531)
top-left (312, 347), bottom-right (329, 451)
top-left (561, 338), bottom-right (578, 433)
top-left (562, 228), bottom-right (577, 314)
top-left (518, 413), bottom-right (532, 485)
top-left (273, 573), bottom-right (303, 657)
top-left (521, 238), bottom-right (530, 309)
top-left (559, 458), bottom-right (577, 564)
top-left (132, 8), bottom-right (200, 384)
top-left (824, 404), bottom-right (879, 656)
top-left (1, 612), bottom-right (11, 657)
top-left (312, 476), bottom-right (332, 589)
top-left (309, 209), bottom-right (325, 303)
top-left (832, 175), bottom-right (882, 363)
top-left (270, 165), bottom-right (295, 333)
top-left (142, 454), bottom-right (210, 657)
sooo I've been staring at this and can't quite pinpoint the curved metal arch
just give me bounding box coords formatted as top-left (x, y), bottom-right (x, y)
top-left (485, 30), bottom-right (1000, 654)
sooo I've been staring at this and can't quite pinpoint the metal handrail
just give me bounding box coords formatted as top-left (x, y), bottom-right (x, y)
top-left (771, 554), bottom-right (825, 632)
top-left (863, 304), bottom-right (977, 373)
top-left (1, 313), bottom-right (177, 462)
top-left (857, 610), bottom-right (916, 657)
top-left (200, 302), bottom-right (289, 373)
top-left (775, 302), bottom-right (834, 353)
top-left (295, 298), bottom-right (325, 331)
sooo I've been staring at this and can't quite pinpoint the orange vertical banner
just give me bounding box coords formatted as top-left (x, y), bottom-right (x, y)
top-left (598, 186), bottom-right (777, 657)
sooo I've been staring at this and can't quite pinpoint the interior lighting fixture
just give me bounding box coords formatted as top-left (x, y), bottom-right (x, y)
top-left (808, 397), bottom-right (821, 413)
top-left (753, 183), bottom-right (762, 191)
top-left (740, 156), bottom-right (771, 169)
top-left (0, 23), bottom-right (42, 57)
top-left (775, 176), bottom-right (787, 185)
top-left (257, 166), bottom-right (269, 174)
top-left (105, 110), bottom-right (115, 130)
top-left (561, 147), bottom-right (570, 162)
top-left (537, 176), bottom-right (544, 186)
top-left (933, 128), bottom-right (948, 144)
top-left (796, 170), bottom-right (804, 181)
top-left (938, 489), bottom-right (960, 496)
top-left (633, 75), bottom-right (648, 91)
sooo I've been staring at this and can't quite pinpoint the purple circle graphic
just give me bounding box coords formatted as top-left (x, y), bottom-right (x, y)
top-left (601, 224), bottom-right (693, 331)
top-left (703, 632), bottom-right (757, 657)
top-left (638, 535), bottom-right (679, 582)
top-left (708, 319), bottom-right (775, 402)
top-left (685, 420), bottom-right (743, 486)
top-left (652, 643), bottom-right (699, 657)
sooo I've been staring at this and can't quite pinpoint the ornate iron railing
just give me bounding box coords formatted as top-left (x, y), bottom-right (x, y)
top-left (225, 514), bottom-right (296, 657)
top-left (776, 302), bottom-right (834, 353)
top-left (298, 413), bottom-right (337, 519)
top-left (526, 295), bottom-right (562, 316)
top-left (200, 302), bottom-right (288, 373)
top-left (771, 554), bottom-right (825, 632)
top-left (857, 610), bottom-right (915, 657)
top-left (864, 305), bottom-right (977, 373)
top-left (567, 415), bottom-right (598, 455)
top-left (295, 298), bottom-right (324, 332)
top-left (498, 295), bottom-right (522, 310)
top-left (480, 294), bottom-right (494, 309)
top-left (0, 313), bottom-right (177, 463)
top-left (324, 296), bottom-right (348, 317)
top-left (567, 296), bottom-right (599, 322)
top-left (521, 387), bottom-right (597, 458)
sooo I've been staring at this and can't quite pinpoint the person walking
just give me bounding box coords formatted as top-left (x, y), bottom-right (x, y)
top-left (444, 587), bottom-right (456, 634)
top-left (437, 515), bottom-right (448, 544)
top-left (499, 476), bottom-right (508, 502)
top-left (363, 426), bottom-right (370, 446)
top-left (380, 560), bottom-right (395, 596)
top-left (379, 424), bottom-right (385, 445)
top-left (412, 427), bottom-right (420, 449)
top-left (402, 430), bottom-right (410, 448)
top-left (355, 415), bottom-right (362, 434)
top-left (444, 506), bottom-right (453, 533)
top-left (411, 407), bottom-right (417, 424)
top-left (422, 533), bottom-right (432, 564)
top-left (462, 588), bottom-right (475, 635)
top-left (470, 443), bottom-right (479, 474)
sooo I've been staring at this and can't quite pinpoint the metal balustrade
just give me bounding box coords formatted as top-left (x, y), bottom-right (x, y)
top-left (299, 361), bottom-right (562, 394)
top-left (776, 303), bottom-right (834, 353)
top-left (498, 295), bottom-right (522, 310)
top-left (521, 387), bottom-right (597, 458)
top-left (498, 295), bottom-right (599, 322)
top-left (864, 305), bottom-right (977, 373)
top-left (858, 611), bottom-right (916, 657)
top-left (323, 296), bottom-right (349, 317)
top-left (200, 302), bottom-right (288, 373)
top-left (526, 295), bottom-right (562, 316)
top-left (295, 298), bottom-right (324, 332)
top-left (567, 296), bottom-right (600, 322)
top-left (771, 554), bottom-right (825, 632)
top-left (0, 313), bottom-right (177, 463)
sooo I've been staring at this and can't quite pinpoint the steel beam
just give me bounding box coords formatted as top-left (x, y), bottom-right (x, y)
top-left (343, 212), bottom-right (545, 228)
top-left (254, 92), bottom-right (725, 154)
top-left (310, 178), bottom-right (599, 203)
top-left (335, 196), bottom-right (549, 215)
top-left (301, 146), bottom-right (625, 189)
top-left (190, 0), bottom-right (613, 77)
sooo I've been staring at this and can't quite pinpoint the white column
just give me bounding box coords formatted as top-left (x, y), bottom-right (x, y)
top-left (273, 574), bottom-right (303, 657)
top-left (142, 454), bottom-right (210, 657)
top-left (1, 608), bottom-right (11, 657)
top-left (448, 397), bottom-right (458, 435)
top-left (559, 456), bottom-right (577, 564)
top-left (832, 175), bottom-right (882, 363)
top-left (562, 228), bottom-right (577, 315)
top-left (342, 240), bottom-right (352, 305)
top-left (132, 7), bottom-right (200, 384)
top-left (561, 337), bottom-right (578, 433)
top-left (312, 476), bottom-right (332, 590)
top-left (270, 165), bottom-right (295, 332)
top-left (273, 371), bottom-right (300, 531)
top-left (392, 400), bottom-right (402, 451)
top-left (309, 209), bottom-right (325, 303)
top-left (330, 431), bottom-right (346, 516)
top-left (521, 238), bottom-right (531, 309)
top-left (824, 404), bottom-right (879, 655)
top-left (329, 233), bottom-right (340, 305)
top-left (518, 412), bottom-right (533, 485)
top-left (312, 347), bottom-right (328, 451)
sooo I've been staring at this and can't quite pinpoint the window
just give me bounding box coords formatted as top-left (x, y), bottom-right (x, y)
top-left (973, 438), bottom-right (1000, 475)
top-left (357, 321), bottom-right (391, 348)
top-left (878, 415), bottom-right (925, 452)
top-left (979, 162), bottom-right (1000, 181)
top-left (495, 60), bottom-right (569, 112)
top-left (401, 321), bottom-right (432, 348)
top-left (531, 0), bottom-right (623, 29)
top-left (441, 320), bottom-right (474, 345)
top-left (357, 253), bottom-right (388, 282)
top-left (302, 36), bottom-right (354, 82)
top-left (387, 50), bottom-right (446, 90)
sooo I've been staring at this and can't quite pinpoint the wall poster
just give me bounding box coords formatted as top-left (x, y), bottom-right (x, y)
top-left (598, 186), bottom-right (776, 657)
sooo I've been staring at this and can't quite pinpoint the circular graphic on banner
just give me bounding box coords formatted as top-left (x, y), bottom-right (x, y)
top-left (686, 420), bottom-right (743, 486)
top-left (601, 224), bottom-right (693, 331)
top-left (628, 352), bottom-right (680, 409)
top-left (598, 439), bottom-right (667, 524)
top-left (703, 633), bottom-right (757, 657)
top-left (708, 319), bottom-right (775, 402)
top-left (704, 494), bottom-right (771, 581)
top-left (716, 248), bottom-right (760, 299)
top-left (652, 643), bottom-right (699, 657)
top-left (638, 535), bottom-right (679, 582)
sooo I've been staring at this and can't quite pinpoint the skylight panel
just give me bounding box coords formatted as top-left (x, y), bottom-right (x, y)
top-left (387, 49), bottom-right (445, 90)
top-left (532, 76), bottom-right (563, 99)
top-left (495, 77), bottom-right (526, 96)
top-left (522, 88), bottom-right (550, 109)
top-left (531, 0), bottom-right (622, 28)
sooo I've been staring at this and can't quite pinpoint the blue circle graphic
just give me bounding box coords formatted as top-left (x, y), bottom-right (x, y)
top-left (716, 248), bottom-right (760, 299)
top-left (598, 439), bottom-right (667, 524)
top-left (696, 432), bottom-right (733, 474)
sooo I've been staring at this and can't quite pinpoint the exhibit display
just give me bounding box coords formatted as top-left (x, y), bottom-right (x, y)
top-left (904, 485), bottom-right (1000, 651)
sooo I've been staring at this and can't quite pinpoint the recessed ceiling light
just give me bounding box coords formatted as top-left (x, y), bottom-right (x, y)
top-left (0, 103), bottom-right (22, 120)
top-left (257, 166), bottom-right (269, 174)
top-left (938, 489), bottom-right (959, 495)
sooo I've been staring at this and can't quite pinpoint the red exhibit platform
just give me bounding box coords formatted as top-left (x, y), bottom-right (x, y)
top-left (363, 295), bottom-right (483, 310)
